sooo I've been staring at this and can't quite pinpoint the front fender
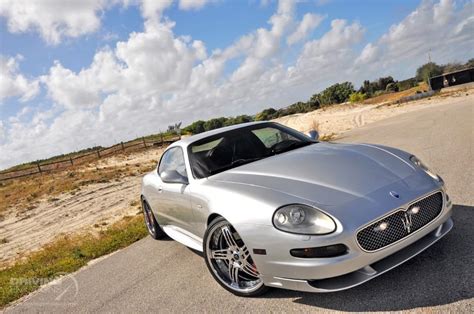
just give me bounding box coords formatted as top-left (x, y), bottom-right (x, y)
top-left (188, 180), bottom-right (308, 239)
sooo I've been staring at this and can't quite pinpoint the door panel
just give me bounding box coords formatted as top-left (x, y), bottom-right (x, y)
top-left (158, 182), bottom-right (192, 230)
top-left (146, 172), bottom-right (171, 226)
top-left (156, 146), bottom-right (194, 232)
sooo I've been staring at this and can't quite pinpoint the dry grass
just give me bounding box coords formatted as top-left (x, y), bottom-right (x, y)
top-left (320, 133), bottom-right (338, 141)
top-left (363, 82), bottom-right (429, 105)
top-left (0, 214), bottom-right (148, 308)
top-left (310, 119), bottom-right (320, 132)
top-left (0, 161), bottom-right (154, 216)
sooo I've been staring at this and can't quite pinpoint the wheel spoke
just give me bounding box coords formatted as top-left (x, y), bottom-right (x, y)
top-left (241, 245), bottom-right (250, 259)
top-left (228, 263), bottom-right (240, 285)
top-left (221, 226), bottom-right (238, 248)
top-left (241, 263), bottom-right (260, 278)
top-left (143, 204), bottom-right (154, 232)
top-left (211, 249), bottom-right (228, 260)
top-left (207, 221), bottom-right (264, 293)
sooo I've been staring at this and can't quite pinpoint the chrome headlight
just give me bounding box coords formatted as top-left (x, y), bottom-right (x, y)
top-left (273, 204), bottom-right (336, 235)
top-left (410, 155), bottom-right (442, 182)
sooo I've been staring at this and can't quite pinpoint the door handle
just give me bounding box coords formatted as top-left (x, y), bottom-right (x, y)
top-left (158, 186), bottom-right (163, 193)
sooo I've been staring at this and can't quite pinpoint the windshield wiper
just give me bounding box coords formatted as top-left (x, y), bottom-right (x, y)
top-left (273, 141), bottom-right (313, 154)
top-left (208, 157), bottom-right (265, 175)
top-left (230, 157), bottom-right (264, 167)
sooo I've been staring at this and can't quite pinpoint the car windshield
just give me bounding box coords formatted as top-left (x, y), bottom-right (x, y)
top-left (188, 123), bottom-right (314, 178)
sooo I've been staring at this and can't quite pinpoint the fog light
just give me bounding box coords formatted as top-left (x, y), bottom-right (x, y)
top-left (290, 244), bottom-right (348, 258)
top-left (374, 221), bottom-right (389, 232)
top-left (409, 206), bottom-right (420, 215)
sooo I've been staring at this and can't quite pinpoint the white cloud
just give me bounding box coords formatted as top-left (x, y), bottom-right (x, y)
top-left (292, 19), bottom-right (364, 79)
top-left (302, 19), bottom-right (364, 56)
top-left (0, 55), bottom-right (39, 103)
top-left (360, 0), bottom-right (474, 72)
top-left (0, 121), bottom-right (6, 144)
top-left (102, 31), bottom-right (120, 42)
top-left (287, 13), bottom-right (325, 45)
top-left (41, 49), bottom-right (123, 109)
top-left (1, 0), bottom-right (473, 169)
top-left (0, 0), bottom-right (109, 45)
top-left (179, 0), bottom-right (210, 10)
top-left (0, 0), bottom-right (209, 44)
top-left (355, 43), bottom-right (380, 65)
top-left (140, 0), bottom-right (173, 21)
top-left (225, 0), bottom-right (296, 83)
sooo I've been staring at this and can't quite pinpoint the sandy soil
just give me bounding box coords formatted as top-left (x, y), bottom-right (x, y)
top-left (274, 88), bottom-right (474, 136)
top-left (1, 89), bottom-right (472, 265)
top-left (0, 147), bottom-right (164, 265)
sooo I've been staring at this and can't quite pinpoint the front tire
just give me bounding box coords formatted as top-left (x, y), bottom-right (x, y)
top-left (203, 217), bottom-right (268, 297)
top-left (142, 199), bottom-right (165, 239)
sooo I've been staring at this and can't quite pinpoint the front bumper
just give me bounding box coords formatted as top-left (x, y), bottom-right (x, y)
top-left (266, 217), bottom-right (452, 292)
top-left (236, 189), bottom-right (453, 293)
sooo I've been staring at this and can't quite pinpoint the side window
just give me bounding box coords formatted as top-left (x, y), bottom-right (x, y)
top-left (252, 127), bottom-right (295, 148)
top-left (158, 147), bottom-right (187, 178)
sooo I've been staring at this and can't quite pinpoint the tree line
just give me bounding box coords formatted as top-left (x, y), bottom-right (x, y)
top-left (175, 58), bottom-right (473, 135)
top-left (7, 59), bottom-right (472, 172)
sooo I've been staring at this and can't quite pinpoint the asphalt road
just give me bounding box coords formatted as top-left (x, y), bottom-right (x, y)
top-left (7, 97), bottom-right (473, 313)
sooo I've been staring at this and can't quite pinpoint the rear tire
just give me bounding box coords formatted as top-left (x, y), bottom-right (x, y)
top-left (203, 217), bottom-right (269, 297)
top-left (142, 199), bottom-right (166, 239)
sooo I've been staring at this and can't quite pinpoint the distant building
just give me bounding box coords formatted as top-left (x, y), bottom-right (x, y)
top-left (429, 67), bottom-right (474, 90)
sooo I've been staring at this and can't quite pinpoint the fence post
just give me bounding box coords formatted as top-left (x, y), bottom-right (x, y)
top-left (121, 141), bottom-right (125, 151)
top-left (97, 149), bottom-right (101, 159)
top-left (37, 162), bottom-right (42, 174)
top-left (142, 137), bottom-right (147, 149)
top-left (70, 157), bottom-right (73, 165)
top-left (161, 134), bottom-right (164, 146)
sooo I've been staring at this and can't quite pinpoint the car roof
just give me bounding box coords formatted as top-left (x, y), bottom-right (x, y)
top-left (169, 121), bottom-right (271, 148)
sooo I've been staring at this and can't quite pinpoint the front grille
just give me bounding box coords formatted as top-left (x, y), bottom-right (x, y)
top-left (357, 192), bottom-right (443, 251)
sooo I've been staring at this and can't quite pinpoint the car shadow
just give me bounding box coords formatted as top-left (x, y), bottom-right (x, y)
top-left (187, 247), bottom-right (204, 257)
top-left (262, 204), bottom-right (474, 311)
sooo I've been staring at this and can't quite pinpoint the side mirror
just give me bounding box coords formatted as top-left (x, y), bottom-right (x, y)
top-left (307, 130), bottom-right (319, 141)
top-left (160, 170), bottom-right (189, 185)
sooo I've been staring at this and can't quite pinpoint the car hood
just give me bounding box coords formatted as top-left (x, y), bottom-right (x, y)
top-left (209, 142), bottom-right (420, 207)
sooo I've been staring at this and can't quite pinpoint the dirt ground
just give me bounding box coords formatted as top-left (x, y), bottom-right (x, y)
top-left (1, 88), bottom-right (473, 266)
top-left (274, 87), bottom-right (474, 136)
top-left (0, 148), bottom-right (165, 265)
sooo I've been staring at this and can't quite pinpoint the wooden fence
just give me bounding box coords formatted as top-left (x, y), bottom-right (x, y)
top-left (0, 136), bottom-right (180, 182)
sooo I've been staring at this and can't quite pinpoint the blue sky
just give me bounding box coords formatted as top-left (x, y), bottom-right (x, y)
top-left (1, 1), bottom-right (422, 76)
top-left (0, 0), bottom-right (473, 169)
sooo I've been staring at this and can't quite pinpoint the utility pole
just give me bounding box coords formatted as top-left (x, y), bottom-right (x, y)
top-left (427, 48), bottom-right (433, 91)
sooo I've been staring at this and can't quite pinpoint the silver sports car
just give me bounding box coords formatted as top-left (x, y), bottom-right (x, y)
top-left (141, 121), bottom-right (453, 297)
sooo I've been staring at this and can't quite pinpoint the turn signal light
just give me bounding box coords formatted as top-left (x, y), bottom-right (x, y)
top-left (290, 244), bottom-right (348, 258)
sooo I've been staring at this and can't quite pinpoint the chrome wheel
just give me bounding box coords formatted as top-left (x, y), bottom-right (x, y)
top-left (205, 219), bottom-right (264, 295)
top-left (141, 199), bottom-right (165, 239)
top-left (143, 201), bottom-right (156, 235)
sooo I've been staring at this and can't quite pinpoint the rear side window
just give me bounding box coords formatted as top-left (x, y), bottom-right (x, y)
top-left (158, 147), bottom-right (187, 178)
top-left (191, 138), bottom-right (223, 153)
top-left (251, 127), bottom-right (298, 148)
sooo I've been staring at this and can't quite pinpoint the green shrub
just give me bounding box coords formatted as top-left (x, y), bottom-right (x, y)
top-left (349, 92), bottom-right (367, 103)
top-left (317, 82), bottom-right (355, 106)
top-left (385, 82), bottom-right (399, 92)
top-left (255, 108), bottom-right (277, 121)
top-left (416, 62), bottom-right (443, 83)
top-left (396, 78), bottom-right (417, 91)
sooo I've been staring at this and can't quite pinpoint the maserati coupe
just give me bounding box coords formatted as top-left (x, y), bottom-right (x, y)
top-left (141, 121), bottom-right (453, 296)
